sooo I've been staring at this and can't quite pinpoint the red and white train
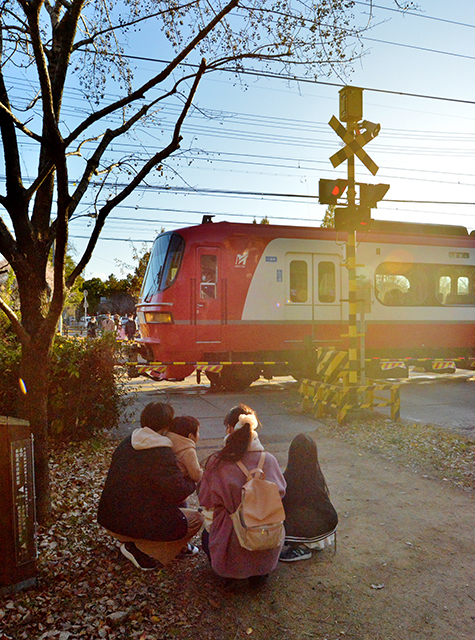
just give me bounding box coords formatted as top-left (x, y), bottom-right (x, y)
top-left (135, 217), bottom-right (475, 389)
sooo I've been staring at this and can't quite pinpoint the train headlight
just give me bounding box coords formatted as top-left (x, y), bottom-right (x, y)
top-left (144, 311), bottom-right (173, 324)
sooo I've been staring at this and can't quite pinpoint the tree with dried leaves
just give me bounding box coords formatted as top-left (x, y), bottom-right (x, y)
top-left (0, 0), bottom-right (416, 523)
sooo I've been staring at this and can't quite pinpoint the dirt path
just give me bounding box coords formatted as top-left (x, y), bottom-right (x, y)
top-left (2, 386), bottom-right (474, 639)
top-left (195, 432), bottom-right (475, 640)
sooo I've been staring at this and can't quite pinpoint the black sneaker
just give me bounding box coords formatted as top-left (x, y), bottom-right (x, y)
top-left (120, 542), bottom-right (161, 571)
top-left (279, 545), bottom-right (312, 562)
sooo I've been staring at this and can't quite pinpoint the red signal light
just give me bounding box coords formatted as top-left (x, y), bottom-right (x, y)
top-left (319, 178), bottom-right (348, 205)
top-left (334, 206), bottom-right (373, 232)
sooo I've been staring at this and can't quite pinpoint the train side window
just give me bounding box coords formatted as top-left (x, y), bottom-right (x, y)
top-left (289, 260), bottom-right (308, 303)
top-left (375, 271), bottom-right (409, 306)
top-left (200, 254), bottom-right (217, 299)
top-left (377, 263), bottom-right (475, 307)
top-left (318, 261), bottom-right (335, 303)
top-left (376, 262), bottom-right (435, 306)
top-left (458, 276), bottom-right (469, 296)
top-left (438, 267), bottom-right (475, 304)
top-left (438, 275), bottom-right (451, 304)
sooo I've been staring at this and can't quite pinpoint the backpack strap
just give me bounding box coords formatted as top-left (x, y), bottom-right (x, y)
top-left (236, 460), bottom-right (250, 477)
top-left (236, 452), bottom-right (266, 479)
top-left (257, 452), bottom-right (266, 470)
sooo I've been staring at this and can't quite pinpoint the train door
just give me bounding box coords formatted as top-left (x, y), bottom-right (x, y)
top-left (285, 252), bottom-right (342, 324)
top-left (195, 247), bottom-right (222, 343)
top-left (285, 253), bottom-right (313, 321)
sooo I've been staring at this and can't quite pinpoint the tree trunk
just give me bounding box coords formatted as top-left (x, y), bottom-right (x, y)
top-left (19, 339), bottom-right (53, 525)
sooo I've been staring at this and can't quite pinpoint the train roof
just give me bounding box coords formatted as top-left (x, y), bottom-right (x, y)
top-left (167, 217), bottom-right (473, 241)
top-left (370, 219), bottom-right (469, 237)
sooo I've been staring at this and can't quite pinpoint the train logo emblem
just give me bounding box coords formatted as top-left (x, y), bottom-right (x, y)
top-left (235, 249), bottom-right (249, 267)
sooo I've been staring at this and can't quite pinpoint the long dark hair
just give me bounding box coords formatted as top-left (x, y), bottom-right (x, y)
top-left (285, 433), bottom-right (329, 495)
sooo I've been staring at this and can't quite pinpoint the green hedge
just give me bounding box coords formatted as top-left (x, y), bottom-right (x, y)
top-left (0, 334), bottom-right (129, 441)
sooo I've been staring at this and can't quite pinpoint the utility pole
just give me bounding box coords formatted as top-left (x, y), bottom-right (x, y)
top-left (83, 290), bottom-right (88, 320)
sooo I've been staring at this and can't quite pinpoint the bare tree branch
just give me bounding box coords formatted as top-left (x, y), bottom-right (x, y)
top-left (64, 0), bottom-right (240, 147)
top-left (0, 100), bottom-right (43, 141)
top-left (67, 57), bottom-right (207, 287)
top-left (65, 68), bottom-right (205, 222)
top-left (0, 293), bottom-right (30, 343)
top-left (73, 2), bottom-right (201, 51)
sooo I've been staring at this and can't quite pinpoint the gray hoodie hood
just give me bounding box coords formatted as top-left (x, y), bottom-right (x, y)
top-left (131, 427), bottom-right (172, 450)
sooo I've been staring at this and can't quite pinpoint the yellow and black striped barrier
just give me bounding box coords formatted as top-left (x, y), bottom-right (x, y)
top-left (315, 348), bottom-right (350, 383)
top-left (126, 360), bottom-right (289, 367)
top-left (366, 356), bottom-right (464, 373)
top-left (299, 378), bottom-right (400, 426)
top-left (126, 360), bottom-right (290, 379)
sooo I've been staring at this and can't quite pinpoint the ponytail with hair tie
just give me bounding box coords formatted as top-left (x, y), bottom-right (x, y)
top-left (234, 413), bottom-right (258, 433)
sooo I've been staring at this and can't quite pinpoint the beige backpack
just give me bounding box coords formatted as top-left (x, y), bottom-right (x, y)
top-left (230, 452), bottom-right (285, 551)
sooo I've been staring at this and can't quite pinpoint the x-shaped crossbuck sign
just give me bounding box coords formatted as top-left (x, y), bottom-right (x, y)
top-left (329, 115), bottom-right (379, 176)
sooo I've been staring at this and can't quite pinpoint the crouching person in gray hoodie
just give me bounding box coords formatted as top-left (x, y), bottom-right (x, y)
top-left (97, 402), bottom-right (204, 570)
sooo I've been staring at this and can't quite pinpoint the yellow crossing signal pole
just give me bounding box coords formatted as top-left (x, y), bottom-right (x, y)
top-left (340, 87), bottom-right (360, 395)
top-left (322, 86), bottom-right (389, 405)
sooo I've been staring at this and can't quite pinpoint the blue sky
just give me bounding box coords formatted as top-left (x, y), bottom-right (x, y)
top-left (64, 1), bottom-right (475, 279)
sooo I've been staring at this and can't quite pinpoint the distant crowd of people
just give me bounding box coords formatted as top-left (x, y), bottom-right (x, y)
top-left (97, 401), bottom-right (338, 589)
top-left (87, 312), bottom-right (137, 340)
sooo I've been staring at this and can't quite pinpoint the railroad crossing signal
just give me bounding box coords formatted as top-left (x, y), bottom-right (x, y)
top-left (319, 178), bottom-right (348, 205)
top-left (326, 86), bottom-right (386, 393)
top-left (359, 183), bottom-right (390, 209)
top-left (334, 207), bottom-right (372, 233)
top-left (329, 115), bottom-right (380, 176)
top-left (334, 183), bottom-right (390, 232)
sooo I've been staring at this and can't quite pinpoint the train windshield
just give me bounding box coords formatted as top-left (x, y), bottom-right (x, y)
top-left (141, 233), bottom-right (185, 301)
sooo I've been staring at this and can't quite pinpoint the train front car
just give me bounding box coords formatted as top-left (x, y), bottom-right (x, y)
top-left (135, 229), bottom-right (193, 381)
top-left (134, 221), bottom-right (274, 387)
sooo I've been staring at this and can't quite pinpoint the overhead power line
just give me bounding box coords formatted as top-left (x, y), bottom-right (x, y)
top-left (70, 235), bottom-right (154, 243)
top-left (117, 51), bottom-right (475, 107)
top-left (361, 36), bottom-right (475, 62)
top-left (353, 1), bottom-right (475, 30)
top-left (68, 181), bottom-right (475, 207)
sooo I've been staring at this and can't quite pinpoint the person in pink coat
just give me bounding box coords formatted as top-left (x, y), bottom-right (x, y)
top-left (198, 403), bottom-right (286, 586)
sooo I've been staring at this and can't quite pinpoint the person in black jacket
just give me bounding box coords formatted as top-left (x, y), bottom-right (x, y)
top-left (279, 433), bottom-right (338, 562)
top-left (124, 313), bottom-right (137, 340)
top-left (86, 316), bottom-right (97, 338)
top-left (97, 402), bottom-right (203, 570)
